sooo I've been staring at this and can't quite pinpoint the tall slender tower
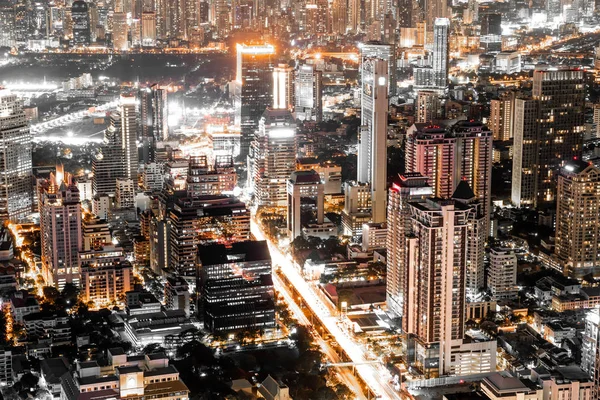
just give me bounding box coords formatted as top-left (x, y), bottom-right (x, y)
top-left (361, 42), bottom-right (396, 97)
top-left (0, 88), bottom-right (33, 223)
top-left (358, 58), bottom-right (389, 223)
top-left (432, 18), bottom-right (450, 88)
top-left (118, 94), bottom-right (139, 183)
top-left (235, 43), bottom-right (275, 159)
top-left (404, 196), bottom-right (469, 377)
top-left (40, 169), bottom-right (82, 288)
top-left (272, 64), bottom-right (294, 110)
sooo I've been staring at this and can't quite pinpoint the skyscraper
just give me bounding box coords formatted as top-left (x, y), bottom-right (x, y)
top-left (405, 120), bottom-right (493, 232)
top-left (404, 188), bottom-right (495, 378)
top-left (555, 160), bottom-right (600, 279)
top-left (361, 41), bottom-right (396, 96)
top-left (272, 64), bottom-right (294, 110)
top-left (118, 94), bottom-right (138, 183)
top-left (0, 88), bottom-right (33, 223)
top-left (112, 12), bottom-right (129, 50)
top-left (235, 43), bottom-right (275, 158)
top-left (250, 108), bottom-right (297, 207)
top-left (489, 92), bottom-right (516, 141)
top-left (199, 241), bottom-right (275, 333)
top-left (431, 18), bottom-right (450, 88)
top-left (71, 0), bottom-right (90, 46)
top-left (294, 64), bottom-right (323, 122)
top-left (358, 58), bottom-right (388, 223)
top-left (512, 67), bottom-right (585, 207)
top-left (40, 169), bottom-right (82, 288)
top-left (92, 94), bottom-right (139, 196)
top-left (141, 11), bottom-right (156, 46)
top-left (386, 173), bottom-right (432, 318)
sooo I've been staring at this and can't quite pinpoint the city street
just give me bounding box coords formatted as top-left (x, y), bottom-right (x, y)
top-left (251, 220), bottom-right (403, 400)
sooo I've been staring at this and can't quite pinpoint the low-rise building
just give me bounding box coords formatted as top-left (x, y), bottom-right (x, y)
top-left (60, 349), bottom-right (189, 400)
top-left (23, 311), bottom-right (71, 345)
top-left (10, 290), bottom-right (40, 323)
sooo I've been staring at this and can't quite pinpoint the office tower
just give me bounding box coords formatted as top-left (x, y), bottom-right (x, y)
top-left (0, 88), bottom-right (33, 223)
top-left (432, 18), bottom-right (450, 88)
top-left (295, 64), bottom-right (323, 122)
top-left (92, 94), bottom-right (138, 196)
top-left (488, 248), bottom-right (518, 300)
top-left (272, 64), bottom-right (294, 110)
top-left (331, 0), bottom-right (347, 35)
top-left (250, 108), bottom-right (297, 207)
top-left (71, 0), bottom-right (90, 45)
top-left (489, 92), bottom-right (515, 141)
top-left (199, 240), bottom-right (275, 333)
top-left (416, 90), bottom-right (441, 123)
top-left (186, 155), bottom-right (236, 197)
top-left (361, 41), bottom-right (396, 96)
top-left (405, 120), bottom-right (493, 231)
top-left (287, 170), bottom-right (325, 240)
top-left (512, 67), bottom-right (585, 207)
top-left (235, 44), bottom-right (275, 158)
top-left (305, 0), bottom-right (329, 35)
top-left (386, 173), bottom-right (432, 318)
top-left (555, 160), bottom-right (600, 279)
top-left (463, 0), bottom-right (478, 24)
top-left (150, 84), bottom-right (168, 141)
top-left (40, 170), bottom-right (82, 288)
top-left (481, 13), bottom-right (502, 36)
top-left (112, 12), bottom-right (128, 50)
top-left (168, 195), bottom-right (250, 277)
top-left (358, 58), bottom-right (389, 223)
top-left (214, 0), bottom-right (230, 38)
top-left (170, 0), bottom-right (185, 39)
top-left (141, 11), bottom-right (156, 46)
top-left (79, 216), bottom-right (132, 308)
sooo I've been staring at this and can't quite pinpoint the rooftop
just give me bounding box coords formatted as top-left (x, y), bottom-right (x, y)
top-left (199, 240), bottom-right (271, 266)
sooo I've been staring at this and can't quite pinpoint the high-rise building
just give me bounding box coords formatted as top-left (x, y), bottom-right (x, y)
top-left (199, 240), bottom-right (275, 333)
top-left (331, 0), bottom-right (347, 35)
top-left (404, 191), bottom-right (495, 377)
top-left (79, 216), bottom-right (132, 308)
top-left (488, 248), bottom-right (518, 300)
top-left (294, 64), bottom-right (323, 122)
top-left (361, 41), bottom-right (396, 96)
top-left (489, 92), bottom-right (516, 141)
top-left (416, 90), bottom-right (441, 123)
top-left (425, 0), bottom-right (449, 26)
top-left (405, 120), bottom-right (493, 232)
top-left (71, 0), bottom-right (90, 45)
top-left (512, 67), bottom-right (585, 207)
top-left (386, 173), bottom-right (432, 317)
top-left (40, 170), bottom-right (82, 288)
top-left (168, 195), bottom-right (250, 277)
top-left (115, 178), bottom-right (135, 209)
top-left (186, 155), bottom-right (236, 197)
top-left (235, 43), bottom-right (275, 158)
top-left (92, 94), bottom-right (139, 196)
top-left (250, 108), bottom-right (297, 207)
top-left (118, 94), bottom-right (139, 182)
top-left (358, 58), bottom-right (388, 223)
top-left (555, 160), bottom-right (600, 279)
top-left (341, 182), bottom-right (372, 236)
top-left (112, 12), bottom-right (128, 50)
top-left (0, 88), bottom-right (33, 223)
top-left (141, 11), bottom-right (156, 46)
top-left (272, 64), bottom-right (294, 110)
top-left (431, 18), bottom-right (450, 88)
top-left (0, 6), bottom-right (16, 48)
top-left (164, 276), bottom-right (191, 317)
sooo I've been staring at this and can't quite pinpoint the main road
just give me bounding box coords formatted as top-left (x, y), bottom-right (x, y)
top-left (251, 220), bottom-right (403, 400)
